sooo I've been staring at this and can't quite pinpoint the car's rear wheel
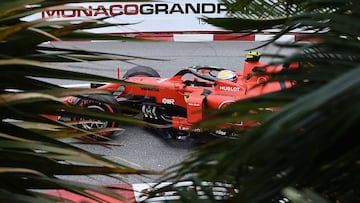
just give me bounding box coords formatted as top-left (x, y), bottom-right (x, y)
top-left (123, 66), bottom-right (160, 79)
top-left (73, 95), bottom-right (119, 140)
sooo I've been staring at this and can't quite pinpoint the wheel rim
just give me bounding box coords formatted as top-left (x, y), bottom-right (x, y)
top-left (80, 105), bottom-right (108, 130)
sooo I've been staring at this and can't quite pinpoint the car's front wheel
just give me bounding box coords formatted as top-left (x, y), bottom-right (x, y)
top-left (73, 95), bottom-right (119, 140)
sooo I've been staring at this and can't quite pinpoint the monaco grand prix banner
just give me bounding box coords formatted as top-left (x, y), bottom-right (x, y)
top-left (22, 0), bottom-right (231, 34)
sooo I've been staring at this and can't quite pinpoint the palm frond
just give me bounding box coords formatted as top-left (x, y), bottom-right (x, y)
top-left (0, 1), bottom-right (161, 202)
top-left (146, 0), bottom-right (360, 203)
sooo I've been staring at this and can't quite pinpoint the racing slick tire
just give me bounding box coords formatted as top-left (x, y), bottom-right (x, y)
top-left (123, 66), bottom-right (160, 79)
top-left (73, 95), bottom-right (119, 140)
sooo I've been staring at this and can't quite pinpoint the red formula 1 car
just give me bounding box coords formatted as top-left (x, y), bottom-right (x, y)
top-left (58, 52), bottom-right (296, 140)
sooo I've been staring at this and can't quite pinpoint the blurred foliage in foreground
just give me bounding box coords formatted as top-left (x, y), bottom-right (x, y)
top-left (1, 0), bottom-right (359, 203)
top-left (145, 0), bottom-right (360, 203)
top-left (0, 1), bottom-right (160, 203)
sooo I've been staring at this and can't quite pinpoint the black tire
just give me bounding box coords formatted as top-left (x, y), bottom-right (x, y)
top-left (122, 66), bottom-right (160, 79)
top-left (73, 95), bottom-right (119, 140)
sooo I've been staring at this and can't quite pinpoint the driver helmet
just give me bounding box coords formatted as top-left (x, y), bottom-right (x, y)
top-left (217, 70), bottom-right (237, 82)
top-left (245, 51), bottom-right (261, 62)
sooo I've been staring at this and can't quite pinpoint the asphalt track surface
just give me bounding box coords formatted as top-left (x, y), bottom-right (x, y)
top-left (43, 40), bottom-right (293, 185)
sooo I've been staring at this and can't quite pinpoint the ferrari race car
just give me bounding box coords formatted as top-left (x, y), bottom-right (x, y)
top-left (58, 52), bottom-right (296, 140)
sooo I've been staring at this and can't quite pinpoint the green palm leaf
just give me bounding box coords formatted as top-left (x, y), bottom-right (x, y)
top-left (0, 1), bottom-right (161, 202)
top-left (146, 0), bottom-right (360, 203)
